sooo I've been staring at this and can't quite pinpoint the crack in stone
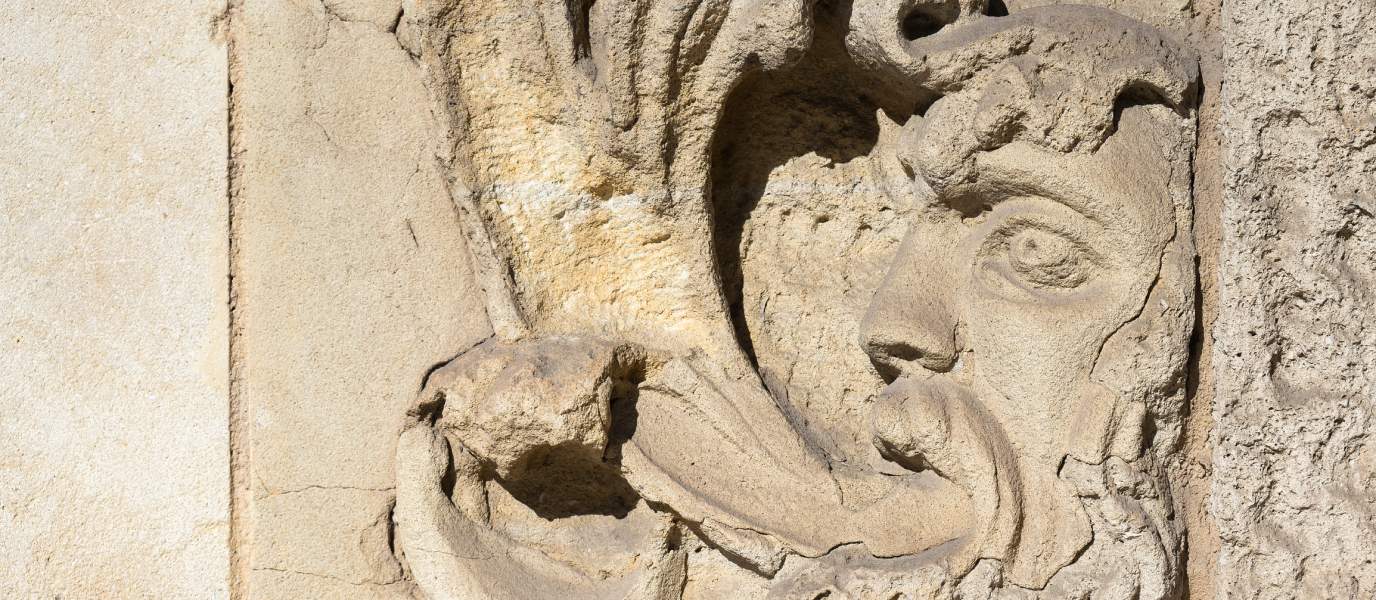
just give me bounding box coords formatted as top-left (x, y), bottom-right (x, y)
top-left (264, 484), bottom-right (396, 497)
top-left (255, 565), bottom-right (404, 587)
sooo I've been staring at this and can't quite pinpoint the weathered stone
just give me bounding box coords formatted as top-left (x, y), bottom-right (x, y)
top-left (389, 1), bottom-right (1206, 598)
top-left (10, 0), bottom-right (1376, 596)
top-left (1215, 0), bottom-right (1376, 596)
top-left (229, 0), bottom-right (491, 596)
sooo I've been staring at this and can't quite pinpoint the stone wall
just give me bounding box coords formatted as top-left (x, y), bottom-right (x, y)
top-left (1215, 0), bottom-right (1376, 596)
top-left (3, 0), bottom-right (1375, 598)
top-left (228, 0), bottom-right (491, 596)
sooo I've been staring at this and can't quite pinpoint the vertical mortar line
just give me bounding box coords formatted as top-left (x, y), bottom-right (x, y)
top-left (225, 0), bottom-right (250, 596)
top-left (1181, 2), bottom-right (1225, 595)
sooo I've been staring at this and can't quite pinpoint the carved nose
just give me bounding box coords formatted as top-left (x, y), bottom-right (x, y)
top-left (859, 300), bottom-right (958, 381)
top-left (859, 231), bottom-right (959, 382)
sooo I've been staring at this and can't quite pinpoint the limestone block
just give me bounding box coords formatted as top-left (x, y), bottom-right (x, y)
top-left (0, 0), bottom-right (230, 598)
top-left (1215, 0), bottom-right (1376, 596)
top-left (252, 488), bottom-right (403, 587)
top-left (216, 0), bottom-right (1376, 596)
top-left (230, 0), bottom-right (492, 596)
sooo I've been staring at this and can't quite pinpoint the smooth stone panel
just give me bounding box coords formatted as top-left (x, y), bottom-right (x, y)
top-left (0, 1), bottom-right (231, 598)
top-left (231, 0), bottom-right (492, 596)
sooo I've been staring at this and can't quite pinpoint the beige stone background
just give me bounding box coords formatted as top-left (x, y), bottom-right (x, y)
top-left (1, 0), bottom-right (1372, 599)
top-left (1, 0), bottom-right (231, 598)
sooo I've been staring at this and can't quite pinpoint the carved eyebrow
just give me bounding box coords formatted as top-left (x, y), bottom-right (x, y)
top-left (969, 158), bottom-right (1111, 225)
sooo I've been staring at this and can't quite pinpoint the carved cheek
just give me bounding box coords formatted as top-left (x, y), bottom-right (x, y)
top-left (958, 221), bottom-right (1130, 446)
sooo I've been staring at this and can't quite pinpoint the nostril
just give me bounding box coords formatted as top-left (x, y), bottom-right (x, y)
top-left (863, 335), bottom-right (957, 382)
top-left (863, 338), bottom-right (949, 383)
top-left (884, 343), bottom-right (925, 364)
top-left (858, 276), bottom-right (960, 380)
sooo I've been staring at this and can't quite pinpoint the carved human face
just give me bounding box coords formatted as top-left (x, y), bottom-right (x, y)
top-left (860, 111), bottom-right (1176, 467)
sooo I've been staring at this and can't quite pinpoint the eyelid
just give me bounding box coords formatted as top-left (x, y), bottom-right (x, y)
top-left (971, 198), bottom-right (1104, 253)
top-left (988, 197), bottom-right (1099, 231)
top-left (971, 198), bottom-right (1107, 302)
top-left (989, 215), bottom-right (1091, 246)
top-left (975, 173), bottom-right (1103, 223)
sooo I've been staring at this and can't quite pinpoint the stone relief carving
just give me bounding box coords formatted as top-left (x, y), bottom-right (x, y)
top-left (391, 0), bottom-right (1199, 597)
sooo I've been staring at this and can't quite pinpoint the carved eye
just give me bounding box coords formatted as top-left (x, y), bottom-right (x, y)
top-left (976, 212), bottom-right (1104, 299)
top-left (1005, 229), bottom-right (1090, 289)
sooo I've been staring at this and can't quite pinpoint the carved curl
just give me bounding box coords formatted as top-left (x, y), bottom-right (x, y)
top-left (847, 1), bottom-right (1198, 198)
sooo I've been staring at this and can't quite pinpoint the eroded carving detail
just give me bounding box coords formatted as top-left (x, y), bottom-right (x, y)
top-left (393, 1), bottom-right (1198, 598)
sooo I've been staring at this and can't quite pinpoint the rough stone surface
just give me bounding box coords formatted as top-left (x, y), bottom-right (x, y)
top-left (721, 3), bottom-right (1226, 595)
top-left (1002, 4), bottom-right (1226, 594)
top-left (1214, 0), bottom-right (1376, 597)
top-left (0, 1), bottom-right (231, 598)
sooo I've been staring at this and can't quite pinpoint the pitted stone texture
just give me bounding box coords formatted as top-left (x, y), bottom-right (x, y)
top-left (0, 1), bottom-right (230, 598)
top-left (1215, 0), bottom-right (1376, 597)
top-left (399, 0), bottom-right (815, 369)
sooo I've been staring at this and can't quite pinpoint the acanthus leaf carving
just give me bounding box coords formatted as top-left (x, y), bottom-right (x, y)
top-left (393, 1), bottom-right (1199, 598)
